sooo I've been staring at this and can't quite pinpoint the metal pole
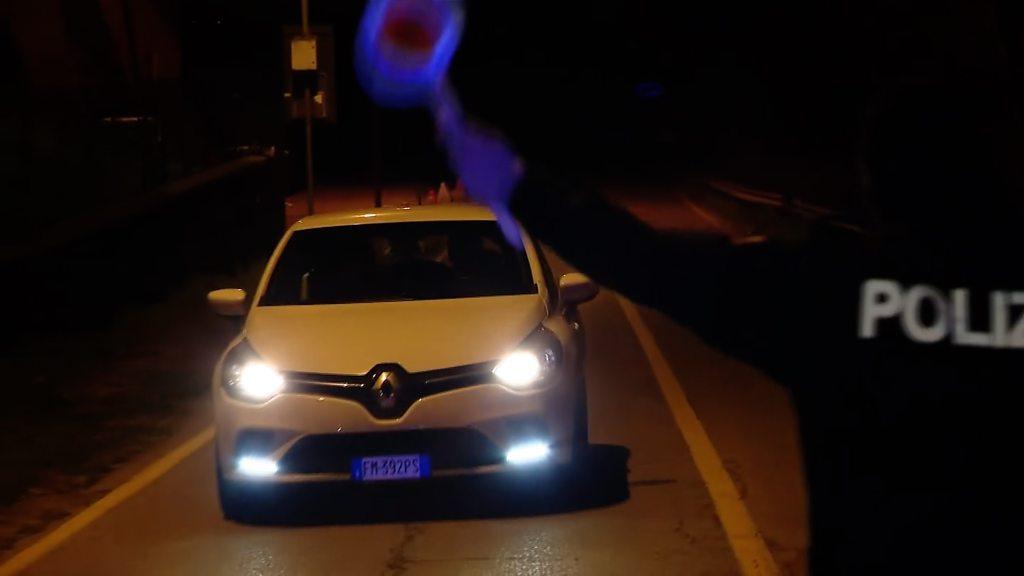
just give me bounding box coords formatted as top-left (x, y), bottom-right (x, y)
top-left (302, 0), bottom-right (315, 215)
top-left (372, 105), bottom-right (382, 207)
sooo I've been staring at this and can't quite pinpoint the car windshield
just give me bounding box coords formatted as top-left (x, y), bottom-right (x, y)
top-left (260, 220), bottom-right (537, 305)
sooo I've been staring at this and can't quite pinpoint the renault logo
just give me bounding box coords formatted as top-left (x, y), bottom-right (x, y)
top-left (372, 370), bottom-right (400, 410)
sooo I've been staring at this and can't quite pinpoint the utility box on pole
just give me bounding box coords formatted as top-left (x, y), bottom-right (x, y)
top-left (290, 36), bottom-right (318, 71)
top-left (283, 26), bottom-right (336, 122)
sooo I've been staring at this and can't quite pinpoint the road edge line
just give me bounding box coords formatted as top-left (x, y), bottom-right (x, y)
top-left (616, 296), bottom-right (780, 576)
top-left (0, 426), bottom-right (215, 576)
top-left (683, 198), bottom-right (725, 229)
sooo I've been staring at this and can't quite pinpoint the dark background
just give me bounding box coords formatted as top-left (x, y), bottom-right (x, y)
top-left (3, 0), bottom-right (1021, 245)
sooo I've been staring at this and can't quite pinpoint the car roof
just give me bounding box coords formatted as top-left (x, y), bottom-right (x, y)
top-left (290, 203), bottom-right (498, 231)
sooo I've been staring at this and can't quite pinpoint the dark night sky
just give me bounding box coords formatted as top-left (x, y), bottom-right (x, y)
top-left (268, 1), bottom-right (1018, 188)
top-left (3, 0), bottom-right (1021, 219)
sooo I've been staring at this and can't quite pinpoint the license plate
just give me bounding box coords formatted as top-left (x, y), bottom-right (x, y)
top-left (351, 454), bottom-right (430, 482)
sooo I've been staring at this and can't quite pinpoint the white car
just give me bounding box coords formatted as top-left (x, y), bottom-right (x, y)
top-left (208, 203), bottom-right (598, 519)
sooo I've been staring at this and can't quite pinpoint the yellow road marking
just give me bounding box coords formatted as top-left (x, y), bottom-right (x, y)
top-left (0, 426), bottom-right (215, 576)
top-left (617, 296), bottom-right (780, 576)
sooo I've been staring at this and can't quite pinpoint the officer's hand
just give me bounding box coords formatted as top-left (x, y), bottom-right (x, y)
top-left (434, 87), bottom-right (524, 246)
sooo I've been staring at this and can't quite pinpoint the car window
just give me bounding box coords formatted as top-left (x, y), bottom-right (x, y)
top-left (260, 220), bottom-right (538, 305)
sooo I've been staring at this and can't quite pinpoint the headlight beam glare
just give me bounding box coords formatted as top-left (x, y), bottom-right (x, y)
top-left (492, 351), bottom-right (542, 387)
top-left (505, 441), bottom-right (551, 465)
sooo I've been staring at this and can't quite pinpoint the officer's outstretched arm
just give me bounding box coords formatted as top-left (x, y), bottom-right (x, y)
top-left (510, 172), bottom-right (803, 377)
top-left (511, 172), bottom-right (743, 327)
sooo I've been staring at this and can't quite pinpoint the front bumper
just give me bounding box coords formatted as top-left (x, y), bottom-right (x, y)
top-left (215, 380), bottom-right (575, 483)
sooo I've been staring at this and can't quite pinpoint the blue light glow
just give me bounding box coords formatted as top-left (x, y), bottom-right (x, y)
top-left (355, 0), bottom-right (464, 109)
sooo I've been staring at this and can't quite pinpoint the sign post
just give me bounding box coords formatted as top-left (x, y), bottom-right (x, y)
top-left (300, 0), bottom-right (314, 215)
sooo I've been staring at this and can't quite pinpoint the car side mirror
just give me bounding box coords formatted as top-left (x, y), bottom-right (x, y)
top-left (207, 289), bottom-right (248, 317)
top-left (558, 273), bottom-right (599, 307)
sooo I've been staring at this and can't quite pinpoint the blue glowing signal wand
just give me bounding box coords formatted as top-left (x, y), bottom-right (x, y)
top-left (355, 0), bottom-right (525, 248)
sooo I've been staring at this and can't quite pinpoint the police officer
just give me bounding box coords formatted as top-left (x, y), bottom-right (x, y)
top-left (446, 84), bottom-right (1022, 573)
top-left (355, 2), bottom-right (1022, 571)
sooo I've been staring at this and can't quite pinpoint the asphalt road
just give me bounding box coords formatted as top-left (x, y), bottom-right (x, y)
top-left (3, 200), bottom-right (809, 576)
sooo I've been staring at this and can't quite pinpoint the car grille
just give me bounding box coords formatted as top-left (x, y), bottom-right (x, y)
top-left (277, 429), bottom-right (504, 474)
top-left (282, 361), bottom-right (496, 419)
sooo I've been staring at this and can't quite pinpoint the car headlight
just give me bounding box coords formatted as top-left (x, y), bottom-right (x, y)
top-left (492, 327), bottom-right (561, 389)
top-left (222, 341), bottom-right (285, 402)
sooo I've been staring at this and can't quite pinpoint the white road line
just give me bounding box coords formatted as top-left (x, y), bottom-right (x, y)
top-left (616, 296), bottom-right (780, 576)
top-left (684, 198), bottom-right (725, 230)
top-left (0, 426), bottom-right (215, 576)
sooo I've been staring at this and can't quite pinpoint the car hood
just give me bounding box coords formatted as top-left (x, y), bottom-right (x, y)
top-left (245, 294), bottom-right (547, 375)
